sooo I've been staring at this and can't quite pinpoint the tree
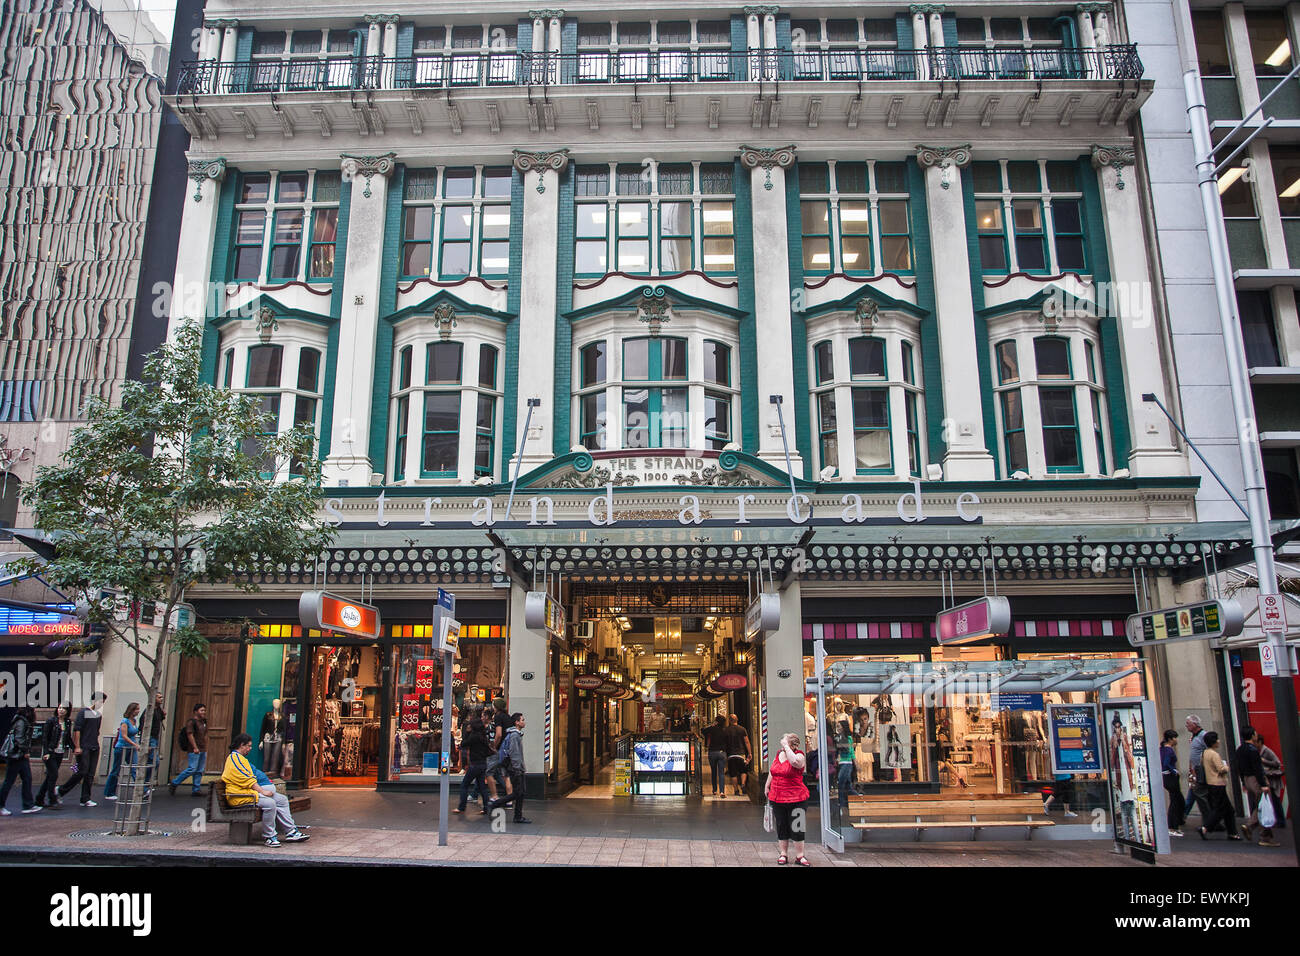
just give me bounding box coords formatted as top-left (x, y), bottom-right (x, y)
top-left (18, 321), bottom-right (335, 834)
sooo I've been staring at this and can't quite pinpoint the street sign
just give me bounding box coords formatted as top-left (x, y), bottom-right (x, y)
top-left (1125, 599), bottom-right (1244, 648)
top-left (524, 591), bottom-right (565, 638)
top-left (935, 596), bottom-right (1011, 645)
top-left (1261, 642), bottom-right (1279, 677)
top-left (744, 592), bottom-right (780, 641)
top-left (1259, 594), bottom-right (1287, 636)
top-left (438, 617), bottom-right (461, 655)
top-left (298, 591), bottom-right (382, 641)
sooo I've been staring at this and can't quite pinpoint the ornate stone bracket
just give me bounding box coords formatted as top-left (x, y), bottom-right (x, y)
top-left (739, 144), bottom-right (796, 191)
top-left (1075, 3), bottom-right (1111, 14)
top-left (527, 9), bottom-right (566, 19)
top-left (915, 144), bottom-right (971, 189)
top-left (256, 306), bottom-right (278, 344)
top-left (340, 152), bottom-right (397, 199)
top-left (854, 297), bottom-right (880, 330)
top-left (638, 286), bottom-right (672, 335)
top-left (1091, 144), bottom-right (1135, 190)
top-left (363, 14), bottom-right (401, 24)
top-left (206, 18), bottom-right (239, 29)
top-left (512, 149), bottom-right (571, 193)
top-left (743, 6), bottom-right (781, 17)
top-left (187, 157), bottom-right (226, 202)
top-left (432, 302), bottom-right (458, 340)
top-left (908, 4), bottom-right (946, 14)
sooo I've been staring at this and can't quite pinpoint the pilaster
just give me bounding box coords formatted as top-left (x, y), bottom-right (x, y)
top-left (167, 156), bottom-right (227, 342)
top-left (1224, 2), bottom-right (1261, 115)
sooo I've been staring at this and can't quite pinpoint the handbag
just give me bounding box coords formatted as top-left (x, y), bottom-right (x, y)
top-left (0, 730), bottom-right (17, 759)
top-left (1257, 791), bottom-right (1277, 829)
top-left (763, 801), bottom-right (775, 833)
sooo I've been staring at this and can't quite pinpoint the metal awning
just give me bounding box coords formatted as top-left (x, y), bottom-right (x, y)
top-left (804, 658), bottom-right (1141, 696)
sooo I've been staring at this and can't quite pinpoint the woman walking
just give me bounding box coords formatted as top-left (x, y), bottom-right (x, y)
top-left (1160, 729), bottom-right (1186, 836)
top-left (36, 704), bottom-right (72, 807)
top-left (103, 702), bottom-right (141, 801)
top-left (765, 732), bottom-right (810, 866)
top-left (0, 706), bottom-right (42, 815)
top-left (1197, 731), bottom-right (1242, 841)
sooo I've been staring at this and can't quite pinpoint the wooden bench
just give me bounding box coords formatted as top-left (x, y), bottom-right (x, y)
top-left (208, 781), bottom-right (312, 845)
top-left (847, 793), bottom-right (1054, 840)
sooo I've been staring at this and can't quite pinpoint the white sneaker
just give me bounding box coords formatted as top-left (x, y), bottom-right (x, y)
top-left (104, 795), bottom-right (118, 801)
top-left (1063, 810), bottom-right (1079, 818)
top-left (21, 806), bottom-right (42, 814)
top-left (1169, 829), bottom-right (1184, 837)
top-left (0, 808), bottom-right (11, 816)
top-left (80, 800), bottom-right (97, 807)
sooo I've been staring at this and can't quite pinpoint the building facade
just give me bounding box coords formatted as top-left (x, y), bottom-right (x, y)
top-left (159, 0), bottom-right (1281, 833)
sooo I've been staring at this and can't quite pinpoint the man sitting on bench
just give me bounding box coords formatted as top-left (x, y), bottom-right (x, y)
top-left (221, 733), bottom-right (310, 848)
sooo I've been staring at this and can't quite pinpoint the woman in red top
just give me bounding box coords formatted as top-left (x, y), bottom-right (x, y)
top-left (765, 732), bottom-right (811, 865)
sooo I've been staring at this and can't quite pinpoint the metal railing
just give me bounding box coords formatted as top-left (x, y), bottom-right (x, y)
top-left (173, 45), bottom-right (1143, 96)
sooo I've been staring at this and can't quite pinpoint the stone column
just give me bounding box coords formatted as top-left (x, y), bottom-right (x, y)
top-left (511, 149), bottom-right (569, 470)
top-left (507, 582), bottom-right (548, 774)
top-left (167, 157), bottom-right (227, 342)
top-left (217, 20), bottom-right (238, 64)
top-left (1273, 286), bottom-right (1300, 366)
top-left (915, 144), bottom-right (996, 479)
top-left (927, 10), bottom-right (944, 49)
top-left (1223, 3), bottom-right (1260, 115)
top-left (1248, 138), bottom-right (1288, 269)
top-left (762, 581), bottom-right (805, 776)
top-left (741, 145), bottom-right (804, 477)
top-left (365, 18), bottom-right (383, 57)
top-left (1091, 145), bottom-right (1187, 476)
top-left (1075, 6), bottom-right (1098, 50)
top-left (548, 14), bottom-right (563, 54)
top-left (323, 153), bottom-right (396, 487)
top-left (1092, 5), bottom-right (1113, 46)
top-left (909, 7), bottom-right (930, 80)
top-left (382, 17), bottom-right (399, 59)
top-left (199, 22), bottom-right (223, 61)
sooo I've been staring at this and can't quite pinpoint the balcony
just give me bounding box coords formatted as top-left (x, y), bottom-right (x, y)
top-left (168, 45), bottom-right (1147, 143)
top-left (175, 46), bottom-right (1143, 96)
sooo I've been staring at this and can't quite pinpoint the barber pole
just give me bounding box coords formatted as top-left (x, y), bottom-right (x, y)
top-left (544, 695), bottom-right (552, 764)
top-left (760, 690), bottom-right (768, 764)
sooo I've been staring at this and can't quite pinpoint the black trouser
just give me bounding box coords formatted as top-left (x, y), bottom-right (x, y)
top-left (1201, 784), bottom-right (1237, 835)
top-left (489, 769), bottom-right (525, 820)
top-left (58, 748), bottom-right (98, 803)
top-left (36, 753), bottom-right (63, 805)
top-left (0, 756), bottom-right (35, 810)
top-left (771, 799), bottom-right (805, 843)
top-left (1162, 773), bottom-right (1186, 829)
top-left (459, 761), bottom-right (489, 811)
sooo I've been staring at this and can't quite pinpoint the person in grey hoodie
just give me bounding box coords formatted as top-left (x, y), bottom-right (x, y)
top-left (486, 713), bottom-right (529, 824)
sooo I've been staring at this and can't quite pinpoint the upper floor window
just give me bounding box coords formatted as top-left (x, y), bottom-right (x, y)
top-left (992, 331), bottom-right (1109, 477)
top-left (1248, 10), bottom-right (1293, 76)
top-left (235, 341), bottom-right (324, 477)
top-left (809, 326), bottom-right (925, 479)
top-left (575, 19), bottom-right (731, 81)
top-left (1192, 11), bottom-right (1232, 77)
top-left (409, 23), bottom-right (517, 86)
top-left (799, 160), bottom-right (912, 275)
top-left (232, 170), bottom-right (340, 284)
top-left (972, 160), bottom-right (1086, 274)
top-left (1271, 144), bottom-right (1300, 217)
top-left (575, 162), bottom-right (735, 277)
top-left (574, 327), bottom-right (738, 452)
top-left (955, 16), bottom-right (1064, 49)
top-left (391, 332), bottom-right (503, 481)
top-left (790, 18), bottom-right (897, 80)
top-left (249, 28), bottom-right (358, 91)
top-left (401, 166), bottom-right (512, 280)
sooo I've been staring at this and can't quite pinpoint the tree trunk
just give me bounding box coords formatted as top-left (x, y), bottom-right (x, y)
top-left (113, 626), bottom-right (171, 836)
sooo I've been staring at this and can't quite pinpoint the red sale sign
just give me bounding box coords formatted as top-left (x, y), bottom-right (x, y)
top-left (400, 695), bottom-right (419, 730)
top-left (415, 659), bottom-right (436, 693)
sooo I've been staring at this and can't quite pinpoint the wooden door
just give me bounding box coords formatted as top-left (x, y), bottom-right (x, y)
top-left (174, 643), bottom-right (241, 773)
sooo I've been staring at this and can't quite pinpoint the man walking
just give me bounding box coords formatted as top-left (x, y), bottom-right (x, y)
top-left (57, 692), bottom-right (106, 807)
top-left (486, 713), bottom-right (530, 824)
top-left (1184, 714), bottom-right (1211, 824)
top-left (725, 713), bottom-right (752, 796)
top-left (169, 703), bottom-right (208, 796)
top-left (453, 706), bottom-right (491, 815)
top-left (1236, 726), bottom-right (1279, 847)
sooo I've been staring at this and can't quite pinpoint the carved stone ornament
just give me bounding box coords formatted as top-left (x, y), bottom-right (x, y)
top-left (1091, 144), bottom-right (1135, 190)
top-left (340, 152), bottom-right (397, 199)
top-left (206, 19), bottom-right (239, 29)
top-left (432, 302), bottom-right (458, 340)
top-left (638, 286), bottom-right (672, 335)
top-left (739, 144), bottom-right (796, 191)
top-left (915, 144), bottom-right (971, 189)
top-left (550, 466), bottom-right (639, 489)
top-left (512, 149), bottom-right (571, 193)
top-left (186, 157), bottom-right (227, 202)
top-left (256, 306), bottom-right (278, 344)
top-left (854, 297), bottom-right (880, 330)
top-left (527, 9), bottom-right (566, 19)
top-left (1075, 3), bottom-right (1111, 14)
top-left (363, 14), bottom-right (401, 24)
top-left (743, 6), bottom-right (781, 17)
top-left (908, 4), bottom-right (946, 14)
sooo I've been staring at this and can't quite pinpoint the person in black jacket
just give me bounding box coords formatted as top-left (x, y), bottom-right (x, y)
top-left (0, 706), bottom-right (42, 814)
top-left (36, 704), bottom-right (72, 807)
top-left (1236, 726), bottom-right (1278, 847)
top-left (453, 706), bottom-right (492, 814)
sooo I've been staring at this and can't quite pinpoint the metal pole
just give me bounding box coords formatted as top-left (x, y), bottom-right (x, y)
top-left (503, 398), bottom-right (540, 521)
top-left (435, 590), bottom-right (456, 847)
top-left (1142, 393), bottom-right (1249, 518)
top-left (769, 395), bottom-right (804, 520)
top-left (1174, 0), bottom-right (1300, 866)
top-left (814, 638), bottom-right (839, 851)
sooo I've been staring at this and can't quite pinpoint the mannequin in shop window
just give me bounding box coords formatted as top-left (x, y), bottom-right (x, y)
top-left (261, 699), bottom-right (286, 778)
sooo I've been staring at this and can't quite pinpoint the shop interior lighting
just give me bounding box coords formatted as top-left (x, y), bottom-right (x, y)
top-left (1280, 176), bottom-right (1300, 199)
top-left (1266, 39), bottom-right (1291, 68)
top-left (1217, 166), bottom-right (1246, 194)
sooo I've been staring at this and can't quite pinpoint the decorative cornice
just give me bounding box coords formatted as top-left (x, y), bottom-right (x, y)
top-left (908, 4), bottom-right (945, 15)
top-left (1091, 144), bottom-right (1135, 190)
top-left (915, 144), bottom-right (972, 169)
top-left (206, 19), bottom-right (238, 29)
top-left (527, 9), bottom-right (566, 19)
top-left (743, 6), bottom-right (781, 17)
top-left (1076, 3), bottom-right (1112, 14)
top-left (363, 14), bottom-right (401, 25)
top-left (512, 149), bottom-right (570, 192)
top-left (739, 144), bottom-right (795, 190)
top-left (186, 157), bottom-right (226, 202)
top-left (340, 152), bottom-right (397, 198)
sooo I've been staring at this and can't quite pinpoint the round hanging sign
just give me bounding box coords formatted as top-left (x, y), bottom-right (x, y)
top-left (574, 675), bottom-right (604, 690)
top-left (710, 673), bottom-right (748, 692)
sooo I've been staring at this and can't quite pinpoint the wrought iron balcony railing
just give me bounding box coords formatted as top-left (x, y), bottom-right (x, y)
top-left (173, 45), bottom-right (1143, 96)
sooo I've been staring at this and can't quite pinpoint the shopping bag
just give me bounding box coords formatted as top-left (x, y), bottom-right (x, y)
top-left (1258, 792), bottom-right (1277, 829)
top-left (763, 801), bottom-right (775, 833)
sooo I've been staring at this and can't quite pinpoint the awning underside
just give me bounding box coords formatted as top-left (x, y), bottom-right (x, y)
top-left (807, 658), bottom-right (1141, 696)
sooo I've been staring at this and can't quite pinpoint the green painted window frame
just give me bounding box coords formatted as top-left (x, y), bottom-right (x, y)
top-left (996, 339), bottom-right (1020, 384)
top-left (307, 207), bottom-right (338, 280)
top-left (976, 160), bottom-right (1087, 275)
top-left (1011, 198), bottom-right (1049, 274)
top-left (848, 335), bottom-right (887, 380)
top-left (1084, 339), bottom-right (1107, 474)
top-left (801, 199), bottom-right (833, 275)
top-left (704, 389), bottom-right (731, 450)
top-left (817, 390), bottom-right (838, 470)
top-left (838, 199), bottom-right (872, 275)
top-left (394, 394), bottom-right (409, 480)
top-left (268, 209), bottom-right (305, 280)
top-left (621, 336), bottom-right (687, 448)
top-left (438, 203), bottom-right (474, 280)
top-left (659, 199), bottom-right (693, 274)
top-left (1050, 197), bottom-right (1087, 273)
top-left (1033, 335), bottom-right (1073, 379)
top-left (245, 344), bottom-right (283, 389)
top-left (580, 392), bottom-right (607, 449)
top-left (850, 386), bottom-right (892, 474)
top-left (425, 341), bottom-right (463, 385)
top-left (976, 199), bottom-right (1010, 273)
top-left (813, 339), bottom-right (834, 386)
top-left (615, 200), bottom-right (652, 275)
top-left (700, 200), bottom-right (736, 274)
top-left (420, 391), bottom-right (460, 478)
top-left (1039, 386), bottom-right (1083, 473)
top-left (575, 200), bottom-right (610, 278)
top-left (232, 209), bottom-right (267, 282)
top-left (703, 339), bottom-right (731, 387)
top-left (901, 341), bottom-right (920, 476)
top-left (475, 394), bottom-right (496, 476)
top-left (1000, 390), bottom-right (1027, 474)
top-left (221, 348), bottom-right (234, 389)
top-left (399, 167), bottom-right (511, 280)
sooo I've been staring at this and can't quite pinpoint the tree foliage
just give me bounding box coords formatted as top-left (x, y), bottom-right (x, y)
top-left (17, 321), bottom-right (335, 831)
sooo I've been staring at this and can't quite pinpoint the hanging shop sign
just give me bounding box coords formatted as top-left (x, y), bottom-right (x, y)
top-left (1048, 703), bottom-right (1102, 774)
top-left (744, 592), bottom-right (780, 641)
top-left (438, 617), bottom-right (461, 656)
top-left (710, 673), bottom-right (748, 692)
top-left (1124, 599), bottom-right (1244, 648)
top-left (0, 604), bottom-right (81, 638)
top-left (298, 590), bottom-right (381, 641)
top-left (595, 681), bottom-right (623, 696)
top-left (524, 591), bottom-right (565, 639)
top-left (574, 675), bottom-right (604, 690)
top-left (935, 596), bottom-right (1011, 645)
top-left (1102, 699), bottom-right (1169, 858)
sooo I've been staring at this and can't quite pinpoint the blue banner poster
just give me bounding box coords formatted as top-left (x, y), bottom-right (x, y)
top-left (1048, 703), bottom-right (1102, 774)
